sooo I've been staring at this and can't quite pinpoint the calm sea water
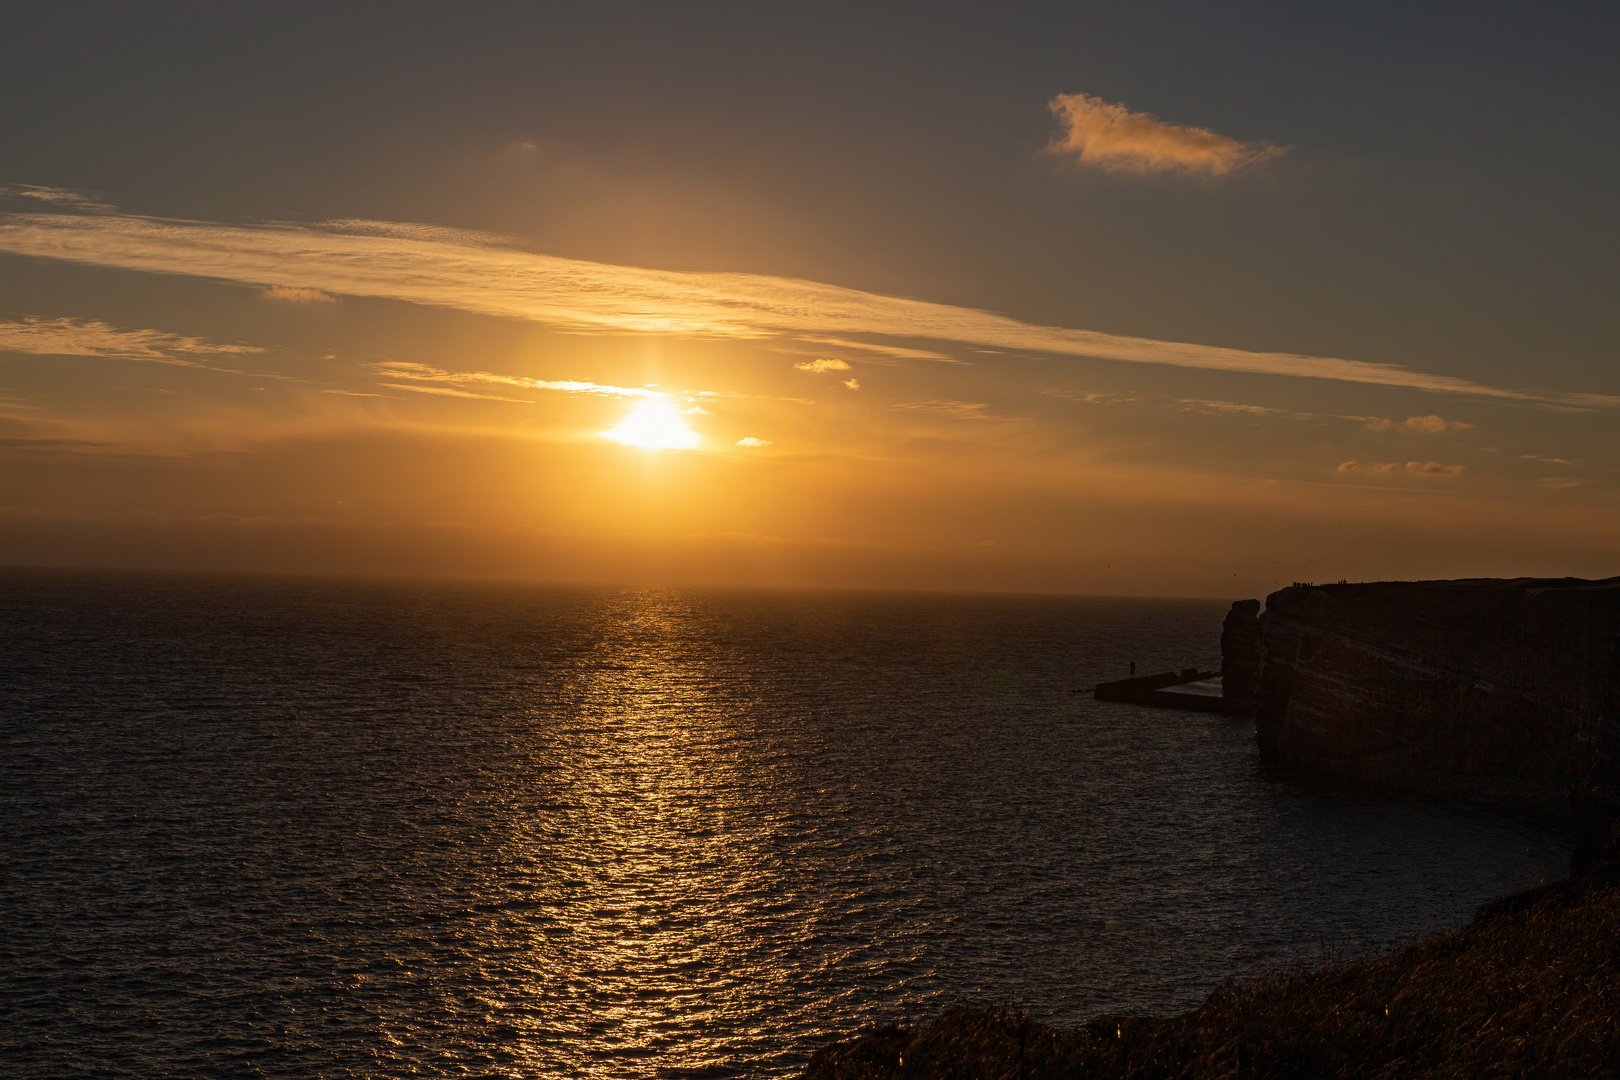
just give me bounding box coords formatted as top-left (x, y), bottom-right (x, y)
top-left (1, 569), bottom-right (1567, 1078)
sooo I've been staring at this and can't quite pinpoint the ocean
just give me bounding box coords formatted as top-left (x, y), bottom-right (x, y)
top-left (0, 569), bottom-right (1567, 1077)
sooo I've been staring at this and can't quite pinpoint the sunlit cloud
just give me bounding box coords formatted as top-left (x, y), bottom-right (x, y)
top-left (1179, 399), bottom-right (1288, 417)
top-left (376, 383), bottom-right (534, 403)
top-left (842, 378), bottom-right (860, 390)
top-left (1363, 414), bottom-right (1475, 434)
top-left (369, 360), bottom-right (664, 398)
top-left (261, 285), bottom-right (336, 303)
top-left (1337, 460), bottom-right (1467, 477)
top-left (0, 184), bottom-right (117, 212)
top-left (3, 209), bottom-right (1616, 407)
top-left (735, 436), bottom-right (771, 447)
top-left (1045, 93), bottom-right (1285, 177)
top-left (793, 358), bottom-right (852, 373)
top-left (1403, 415), bottom-right (1476, 433)
top-left (795, 336), bottom-right (953, 361)
top-left (1537, 476), bottom-right (1584, 490)
top-left (1522, 453), bottom-right (1576, 465)
top-left (0, 316), bottom-right (260, 367)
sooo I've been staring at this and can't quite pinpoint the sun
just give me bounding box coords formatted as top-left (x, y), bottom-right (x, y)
top-left (602, 398), bottom-right (700, 450)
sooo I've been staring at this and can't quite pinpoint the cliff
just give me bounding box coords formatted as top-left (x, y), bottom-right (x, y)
top-left (1239, 577), bottom-right (1620, 855)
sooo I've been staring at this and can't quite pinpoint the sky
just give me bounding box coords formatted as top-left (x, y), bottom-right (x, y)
top-left (1, 1), bottom-right (1617, 596)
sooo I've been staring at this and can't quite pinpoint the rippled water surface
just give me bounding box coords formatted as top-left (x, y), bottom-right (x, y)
top-left (1, 569), bottom-right (1567, 1077)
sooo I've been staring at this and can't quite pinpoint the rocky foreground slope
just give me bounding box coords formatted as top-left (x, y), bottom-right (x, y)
top-left (804, 863), bottom-right (1620, 1078)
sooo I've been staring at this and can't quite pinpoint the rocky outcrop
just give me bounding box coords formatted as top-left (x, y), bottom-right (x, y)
top-left (1237, 577), bottom-right (1620, 847)
top-left (1220, 599), bottom-right (1262, 702)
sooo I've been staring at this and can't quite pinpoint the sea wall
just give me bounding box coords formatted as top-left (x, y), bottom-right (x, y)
top-left (1239, 578), bottom-right (1620, 848)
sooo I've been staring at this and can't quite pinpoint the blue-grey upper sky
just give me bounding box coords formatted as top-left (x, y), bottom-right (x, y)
top-left (1, 1), bottom-right (1616, 592)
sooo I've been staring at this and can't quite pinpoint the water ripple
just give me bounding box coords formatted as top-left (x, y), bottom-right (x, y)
top-left (0, 570), bottom-right (1567, 1077)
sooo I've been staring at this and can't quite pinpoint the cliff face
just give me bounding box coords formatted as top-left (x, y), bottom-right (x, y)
top-left (1246, 577), bottom-right (1620, 838)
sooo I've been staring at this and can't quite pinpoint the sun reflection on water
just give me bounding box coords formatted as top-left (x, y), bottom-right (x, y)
top-left (503, 590), bottom-right (810, 1075)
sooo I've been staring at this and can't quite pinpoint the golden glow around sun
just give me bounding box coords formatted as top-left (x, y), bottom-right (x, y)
top-left (602, 398), bottom-right (701, 450)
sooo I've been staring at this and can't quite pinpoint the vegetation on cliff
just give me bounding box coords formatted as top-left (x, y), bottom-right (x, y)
top-left (803, 864), bottom-right (1620, 1079)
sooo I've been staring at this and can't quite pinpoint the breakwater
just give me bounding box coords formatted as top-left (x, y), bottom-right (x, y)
top-left (1230, 577), bottom-right (1620, 862)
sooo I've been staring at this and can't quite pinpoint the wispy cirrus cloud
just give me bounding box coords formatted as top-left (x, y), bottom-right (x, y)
top-left (1062, 392), bottom-right (1398, 429)
top-left (794, 336), bottom-right (953, 361)
top-left (0, 316), bottom-right (260, 367)
top-left (1174, 397), bottom-right (1382, 425)
top-left (1045, 93), bottom-right (1285, 177)
top-left (369, 360), bottom-right (666, 399)
top-left (1337, 460), bottom-right (1467, 477)
top-left (0, 184), bottom-right (117, 213)
top-left (1, 209), bottom-right (1615, 408)
top-left (377, 382), bottom-right (534, 403)
top-left (1042, 388), bottom-right (1142, 407)
top-left (894, 399), bottom-right (999, 420)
